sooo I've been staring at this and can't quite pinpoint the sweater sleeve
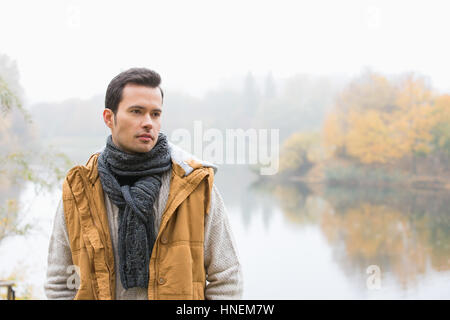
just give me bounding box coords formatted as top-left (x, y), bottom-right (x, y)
top-left (204, 184), bottom-right (244, 300)
top-left (44, 198), bottom-right (77, 300)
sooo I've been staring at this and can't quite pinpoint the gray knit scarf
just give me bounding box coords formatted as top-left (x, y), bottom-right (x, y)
top-left (97, 133), bottom-right (171, 289)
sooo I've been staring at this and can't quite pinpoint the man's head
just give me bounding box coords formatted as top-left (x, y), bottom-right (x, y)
top-left (103, 68), bottom-right (164, 154)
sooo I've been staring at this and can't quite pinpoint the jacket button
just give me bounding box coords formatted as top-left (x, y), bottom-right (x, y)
top-left (161, 236), bottom-right (168, 244)
top-left (158, 277), bottom-right (165, 285)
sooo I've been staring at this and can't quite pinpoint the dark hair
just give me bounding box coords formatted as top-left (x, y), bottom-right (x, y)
top-left (105, 67), bottom-right (164, 114)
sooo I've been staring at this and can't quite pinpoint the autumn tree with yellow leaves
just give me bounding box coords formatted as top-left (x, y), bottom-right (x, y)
top-left (323, 69), bottom-right (447, 171)
top-left (0, 54), bottom-right (73, 244)
top-left (430, 94), bottom-right (450, 157)
top-left (279, 132), bottom-right (323, 175)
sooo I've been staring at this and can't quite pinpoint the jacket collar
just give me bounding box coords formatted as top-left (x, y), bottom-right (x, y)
top-left (168, 142), bottom-right (217, 177)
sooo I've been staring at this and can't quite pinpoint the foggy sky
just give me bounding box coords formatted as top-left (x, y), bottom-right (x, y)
top-left (1, 0), bottom-right (449, 105)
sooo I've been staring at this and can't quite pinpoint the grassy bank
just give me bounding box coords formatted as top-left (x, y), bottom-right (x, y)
top-left (292, 161), bottom-right (450, 191)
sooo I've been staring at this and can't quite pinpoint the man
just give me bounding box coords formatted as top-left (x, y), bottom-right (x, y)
top-left (44, 68), bottom-right (243, 300)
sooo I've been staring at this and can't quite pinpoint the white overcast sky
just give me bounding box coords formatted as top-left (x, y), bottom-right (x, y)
top-left (1, 0), bottom-right (449, 105)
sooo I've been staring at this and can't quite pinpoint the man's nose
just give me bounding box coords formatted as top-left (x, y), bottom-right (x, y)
top-left (142, 113), bottom-right (153, 129)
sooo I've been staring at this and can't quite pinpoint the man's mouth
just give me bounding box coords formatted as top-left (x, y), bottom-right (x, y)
top-left (137, 133), bottom-right (153, 141)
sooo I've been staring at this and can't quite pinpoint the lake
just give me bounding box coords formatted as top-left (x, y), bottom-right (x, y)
top-left (1, 164), bottom-right (449, 299)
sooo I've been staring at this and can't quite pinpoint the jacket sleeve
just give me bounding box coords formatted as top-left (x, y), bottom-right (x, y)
top-left (44, 198), bottom-right (77, 300)
top-left (204, 184), bottom-right (244, 300)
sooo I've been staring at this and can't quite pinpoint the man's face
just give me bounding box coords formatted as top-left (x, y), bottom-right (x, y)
top-left (103, 83), bottom-right (163, 154)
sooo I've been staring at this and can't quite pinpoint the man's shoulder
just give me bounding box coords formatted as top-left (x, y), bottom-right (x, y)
top-left (64, 152), bottom-right (100, 183)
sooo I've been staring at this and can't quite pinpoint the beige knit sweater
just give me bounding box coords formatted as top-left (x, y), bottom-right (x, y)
top-left (44, 144), bottom-right (243, 300)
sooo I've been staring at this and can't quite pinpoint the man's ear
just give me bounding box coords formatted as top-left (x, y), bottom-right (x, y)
top-left (103, 108), bottom-right (115, 129)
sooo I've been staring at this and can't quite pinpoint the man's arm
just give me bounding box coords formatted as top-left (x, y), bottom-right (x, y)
top-left (44, 198), bottom-right (77, 299)
top-left (204, 184), bottom-right (244, 300)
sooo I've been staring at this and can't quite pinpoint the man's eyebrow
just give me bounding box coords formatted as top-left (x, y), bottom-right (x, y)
top-left (128, 105), bottom-right (162, 112)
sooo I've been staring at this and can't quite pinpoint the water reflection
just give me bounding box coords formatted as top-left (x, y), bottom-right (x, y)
top-left (250, 179), bottom-right (450, 295)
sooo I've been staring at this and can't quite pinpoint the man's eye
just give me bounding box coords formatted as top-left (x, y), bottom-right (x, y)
top-left (132, 109), bottom-right (141, 114)
top-left (152, 113), bottom-right (161, 117)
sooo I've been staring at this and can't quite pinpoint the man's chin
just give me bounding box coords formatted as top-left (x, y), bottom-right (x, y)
top-left (135, 144), bottom-right (155, 154)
